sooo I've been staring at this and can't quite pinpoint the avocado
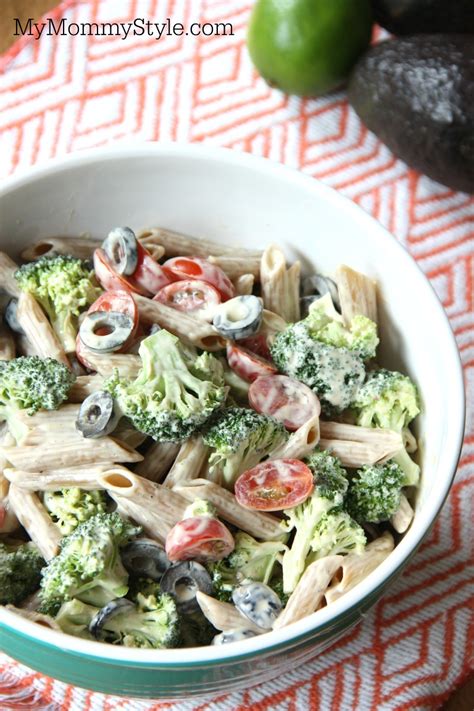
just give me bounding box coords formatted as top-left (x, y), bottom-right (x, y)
top-left (247, 0), bottom-right (373, 96)
top-left (371, 0), bottom-right (474, 34)
top-left (348, 35), bottom-right (474, 194)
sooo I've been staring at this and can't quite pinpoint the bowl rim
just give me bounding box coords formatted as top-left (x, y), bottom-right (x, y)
top-left (0, 142), bottom-right (466, 666)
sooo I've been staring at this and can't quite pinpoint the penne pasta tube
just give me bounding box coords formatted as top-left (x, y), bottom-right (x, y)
top-left (273, 555), bottom-right (344, 629)
top-left (113, 426), bottom-right (148, 450)
top-left (335, 265), bottom-right (378, 325)
top-left (208, 256), bottom-right (261, 280)
top-left (136, 227), bottom-right (263, 259)
top-left (196, 592), bottom-right (262, 633)
top-left (14, 405), bottom-right (81, 445)
top-left (16, 334), bottom-right (40, 357)
top-left (0, 252), bottom-right (21, 298)
top-left (4, 463), bottom-right (134, 491)
top-left (270, 415), bottom-right (320, 460)
top-left (68, 374), bottom-right (106, 402)
top-left (0, 436), bottom-right (143, 471)
top-left (0, 473), bottom-right (19, 533)
top-left (5, 605), bottom-right (61, 630)
top-left (233, 274), bottom-right (255, 296)
top-left (134, 295), bottom-right (226, 351)
top-left (133, 441), bottom-right (180, 483)
top-left (318, 438), bottom-right (401, 467)
top-left (0, 327), bottom-right (15, 360)
top-left (16, 292), bottom-right (70, 367)
top-left (390, 494), bottom-right (414, 534)
top-left (260, 245), bottom-right (301, 323)
top-left (323, 533), bottom-right (394, 606)
top-left (98, 470), bottom-right (188, 543)
top-left (8, 485), bottom-right (61, 560)
top-left (163, 437), bottom-right (209, 488)
top-left (175, 479), bottom-right (285, 542)
top-left (20, 237), bottom-right (102, 261)
top-left (319, 422), bottom-right (403, 450)
top-left (82, 352), bottom-right (141, 378)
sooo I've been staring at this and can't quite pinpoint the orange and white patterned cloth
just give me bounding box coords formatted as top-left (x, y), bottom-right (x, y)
top-left (0, 2), bottom-right (473, 709)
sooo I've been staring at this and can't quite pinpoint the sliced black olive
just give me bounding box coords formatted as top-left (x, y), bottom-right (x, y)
top-left (4, 299), bottom-right (25, 335)
top-left (212, 628), bottom-right (260, 645)
top-left (301, 274), bottom-right (341, 311)
top-left (102, 227), bottom-right (138, 276)
top-left (213, 295), bottom-right (263, 340)
top-left (160, 561), bottom-right (213, 614)
top-left (89, 598), bottom-right (134, 639)
top-left (79, 311), bottom-right (134, 353)
top-left (121, 538), bottom-right (170, 581)
top-left (232, 582), bottom-right (282, 630)
top-left (76, 390), bottom-right (120, 438)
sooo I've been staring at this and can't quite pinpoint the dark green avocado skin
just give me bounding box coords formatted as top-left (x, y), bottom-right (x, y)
top-left (348, 35), bottom-right (474, 193)
top-left (371, 0), bottom-right (474, 34)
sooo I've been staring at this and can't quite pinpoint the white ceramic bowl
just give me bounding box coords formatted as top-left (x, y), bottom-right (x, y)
top-left (0, 145), bottom-right (465, 698)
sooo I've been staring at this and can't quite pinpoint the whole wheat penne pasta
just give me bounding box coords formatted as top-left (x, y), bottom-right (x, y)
top-left (113, 426), bottom-right (148, 449)
top-left (14, 405), bottom-right (80, 445)
top-left (209, 256), bottom-right (261, 280)
top-left (133, 441), bottom-right (180, 483)
top-left (323, 533), bottom-right (394, 606)
top-left (233, 274), bottom-right (255, 296)
top-left (99, 470), bottom-right (188, 543)
top-left (319, 438), bottom-right (401, 467)
top-left (8, 485), bottom-right (61, 560)
top-left (0, 474), bottom-right (19, 533)
top-left (5, 605), bottom-right (61, 630)
top-left (82, 352), bottom-right (141, 378)
top-left (4, 463), bottom-right (133, 491)
top-left (16, 292), bottom-right (70, 367)
top-left (136, 227), bottom-right (263, 259)
top-left (134, 295), bottom-right (225, 351)
top-left (270, 415), bottom-right (320, 460)
top-left (196, 592), bottom-right (262, 633)
top-left (260, 245), bottom-right (301, 323)
top-left (0, 327), bottom-right (15, 360)
top-left (0, 252), bottom-right (21, 298)
top-left (20, 237), bottom-right (102, 262)
top-left (163, 437), bottom-right (209, 488)
top-left (68, 374), bottom-right (106, 402)
top-left (319, 422), bottom-right (403, 450)
top-left (390, 494), bottom-right (414, 533)
top-left (0, 436), bottom-right (143, 471)
top-left (336, 265), bottom-right (378, 325)
top-left (175, 479), bottom-right (285, 542)
top-left (16, 334), bottom-right (40, 357)
top-left (273, 555), bottom-right (344, 629)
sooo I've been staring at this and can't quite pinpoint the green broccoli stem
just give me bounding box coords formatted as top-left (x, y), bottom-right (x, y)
top-left (392, 447), bottom-right (420, 487)
top-left (51, 310), bottom-right (79, 353)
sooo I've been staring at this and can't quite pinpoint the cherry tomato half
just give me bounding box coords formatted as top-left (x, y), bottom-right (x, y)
top-left (153, 279), bottom-right (221, 320)
top-left (249, 374), bottom-right (321, 431)
top-left (239, 333), bottom-right (272, 361)
top-left (93, 248), bottom-right (146, 295)
top-left (235, 459), bottom-right (314, 512)
top-left (130, 241), bottom-right (170, 296)
top-left (165, 517), bottom-right (235, 563)
top-left (76, 289), bottom-right (139, 368)
top-left (163, 257), bottom-right (235, 301)
top-left (226, 342), bottom-right (278, 383)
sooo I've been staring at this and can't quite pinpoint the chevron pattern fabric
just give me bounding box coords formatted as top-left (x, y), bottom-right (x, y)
top-left (0, 1), bottom-right (473, 709)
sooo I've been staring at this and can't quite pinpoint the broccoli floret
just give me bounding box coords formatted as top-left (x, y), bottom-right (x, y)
top-left (0, 541), bottom-right (44, 605)
top-left (346, 461), bottom-right (404, 523)
top-left (352, 369), bottom-right (421, 485)
top-left (100, 592), bottom-right (180, 649)
top-left (0, 356), bottom-right (75, 441)
top-left (39, 512), bottom-right (140, 615)
top-left (281, 464), bottom-right (365, 593)
top-left (208, 531), bottom-right (288, 601)
top-left (306, 300), bottom-right (379, 360)
top-left (305, 449), bottom-right (349, 498)
top-left (43, 488), bottom-right (108, 535)
top-left (184, 498), bottom-right (217, 519)
top-left (15, 255), bottom-right (101, 352)
top-left (105, 330), bottom-right (227, 443)
top-left (202, 408), bottom-right (288, 488)
top-left (55, 598), bottom-right (97, 639)
top-left (270, 321), bottom-right (365, 414)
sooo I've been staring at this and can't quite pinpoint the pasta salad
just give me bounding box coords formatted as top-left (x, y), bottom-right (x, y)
top-left (0, 227), bottom-right (420, 648)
